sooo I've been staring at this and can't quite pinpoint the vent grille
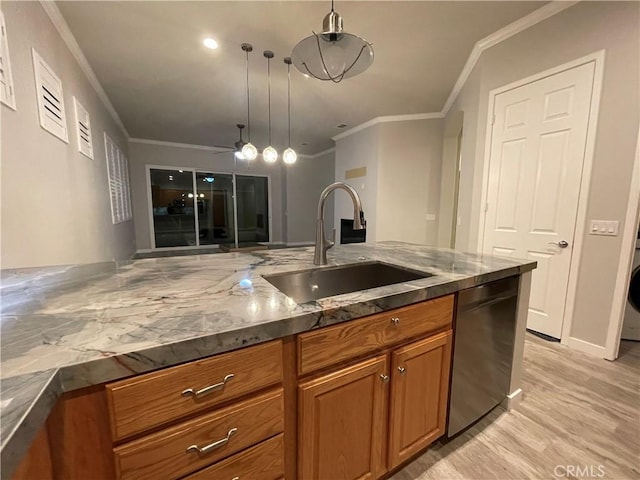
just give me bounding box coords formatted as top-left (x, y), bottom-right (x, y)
top-left (73, 97), bottom-right (93, 159)
top-left (32, 49), bottom-right (68, 142)
top-left (0, 10), bottom-right (16, 109)
top-left (105, 134), bottom-right (132, 224)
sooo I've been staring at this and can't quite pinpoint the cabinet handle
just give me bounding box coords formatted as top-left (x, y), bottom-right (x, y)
top-left (186, 427), bottom-right (237, 455)
top-left (397, 366), bottom-right (406, 375)
top-left (380, 374), bottom-right (390, 383)
top-left (232, 477), bottom-right (240, 480)
top-left (182, 374), bottom-right (234, 398)
top-left (390, 317), bottom-right (400, 325)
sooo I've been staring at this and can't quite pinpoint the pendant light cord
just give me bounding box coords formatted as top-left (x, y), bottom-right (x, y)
top-left (267, 56), bottom-right (272, 145)
top-left (331, 0), bottom-right (334, 12)
top-left (245, 49), bottom-right (251, 142)
top-left (287, 62), bottom-right (291, 147)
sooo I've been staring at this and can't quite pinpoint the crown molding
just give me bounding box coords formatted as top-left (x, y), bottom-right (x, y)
top-left (38, 1), bottom-right (129, 138)
top-left (332, 1), bottom-right (577, 143)
top-left (332, 112), bottom-right (444, 142)
top-left (441, 0), bottom-right (579, 115)
top-left (129, 138), bottom-right (231, 153)
top-left (307, 147), bottom-right (336, 159)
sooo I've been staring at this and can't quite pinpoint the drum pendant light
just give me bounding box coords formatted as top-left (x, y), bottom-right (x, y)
top-left (282, 57), bottom-right (297, 165)
top-left (262, 51), bottom-right (278, 163)
top-left (240, 43), bottom-right (258, 161)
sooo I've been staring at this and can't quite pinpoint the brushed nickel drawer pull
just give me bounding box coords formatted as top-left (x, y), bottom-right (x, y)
top-left (391, 317), bottom-right (400, 325)
top-left (186, 427), bottom-right (238, 455)
top-left (182, 374), bottom-right (235, 398)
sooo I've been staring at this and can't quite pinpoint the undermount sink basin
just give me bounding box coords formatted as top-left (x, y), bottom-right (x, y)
top-left (263, 261), bottom-right (434, 304)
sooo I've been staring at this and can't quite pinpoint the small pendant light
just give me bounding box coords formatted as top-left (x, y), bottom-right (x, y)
top-left (262, 50), bottom-right (278, 163)
top-left (240, 43), bottom-right (258, 161)
top-left (283, 57), bottom-right (297, 165)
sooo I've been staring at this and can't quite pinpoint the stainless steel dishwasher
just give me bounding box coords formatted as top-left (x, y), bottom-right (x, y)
top-left (447, 276), bottom-right (519, 437)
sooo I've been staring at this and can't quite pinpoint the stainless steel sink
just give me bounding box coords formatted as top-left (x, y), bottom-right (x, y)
top-left (263, 261), bottom-right (433, 304)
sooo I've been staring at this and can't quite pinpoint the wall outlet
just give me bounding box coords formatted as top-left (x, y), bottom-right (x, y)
top-left (589, 220), bottom-right (619, 236)
top-left (425, 214), bottom-right (436, 221)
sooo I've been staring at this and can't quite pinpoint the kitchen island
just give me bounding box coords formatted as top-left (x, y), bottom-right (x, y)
top-left (0, 242), bottom-right (535, 479)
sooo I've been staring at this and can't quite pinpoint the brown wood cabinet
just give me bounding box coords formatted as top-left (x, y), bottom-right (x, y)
top-left (12, 295), bottom-right (455, 480)
top-left (298, 355), bottom-right (389, 480)
top-left (388, 331), bottom-right (453, 469)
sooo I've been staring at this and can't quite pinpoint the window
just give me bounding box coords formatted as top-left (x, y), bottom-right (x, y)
top-left (0, 10), bottom-right (16, 109)
top-left (105, 134), bottom-right (132, 224)
top-left (73, 97), bottom-right (93, 159)
top-left (32, 48), bottom-right (68, 142)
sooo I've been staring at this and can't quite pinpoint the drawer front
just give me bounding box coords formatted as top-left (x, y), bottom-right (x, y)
top-left (298, 295), bottom-right (453, 375)
top-left (184, 434), bottom-right (284, 480)
top-left (107, 340), bottom-right (283, 441)
top-left (114, 389), bottom-right (284, 480)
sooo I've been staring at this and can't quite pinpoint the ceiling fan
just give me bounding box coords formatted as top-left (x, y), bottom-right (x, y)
top-left (212, 124), bottom-right (248, 159)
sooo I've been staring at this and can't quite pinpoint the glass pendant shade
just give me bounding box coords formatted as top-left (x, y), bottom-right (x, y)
top-left (291, 9), bottom-right (374, 82)
top-left (241, 142), bottom-right (258, 161)
top-left (283, 147), bottom-right (297, 165)
top-left (263, 145), bottom-right (278, 163)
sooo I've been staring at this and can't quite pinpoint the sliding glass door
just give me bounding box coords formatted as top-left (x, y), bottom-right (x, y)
top-left (236, 175), bottom-right (270, 244)
top-left (196, 172), bottom-right (235, 245)
top-left (150, 168), bottom-right (196, 247)
top-left (148, 167), bottom-right (269, 249)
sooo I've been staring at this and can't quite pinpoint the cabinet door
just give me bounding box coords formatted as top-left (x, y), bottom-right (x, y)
top-left (388, 330), bottom-right (452, 469)
top-left (298, 355), bottom-right (388, 480)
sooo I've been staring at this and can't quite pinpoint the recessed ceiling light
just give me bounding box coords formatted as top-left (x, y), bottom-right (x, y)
top-left (203, 38), bottom-right (219, 50)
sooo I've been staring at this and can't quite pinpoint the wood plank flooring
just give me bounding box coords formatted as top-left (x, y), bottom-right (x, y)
top-left (391, 334), bottom-right (640, 480)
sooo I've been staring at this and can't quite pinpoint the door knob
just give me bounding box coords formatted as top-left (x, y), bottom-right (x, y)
top-left (548, 240), bottom-right (569, 248)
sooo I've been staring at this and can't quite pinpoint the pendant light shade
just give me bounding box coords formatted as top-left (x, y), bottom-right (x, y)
top-left (241, 43), bottom-right (258, 161)
top-left (291, 1), bottom-right (373, 83)
top-left (283, 57), bottom-right (297, 165)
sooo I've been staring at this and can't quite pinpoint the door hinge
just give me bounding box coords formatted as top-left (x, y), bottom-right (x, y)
top-left (484, 202), bottom-right (489, 213)
top-left (491, 115), bottom-right (496, 126)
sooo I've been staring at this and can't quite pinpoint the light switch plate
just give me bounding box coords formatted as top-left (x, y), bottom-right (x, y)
top-left (589, 220), bottom-right (619, 236)
top-left (425, 214), bottom-right (436, 221)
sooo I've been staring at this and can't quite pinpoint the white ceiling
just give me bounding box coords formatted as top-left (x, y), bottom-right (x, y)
top-left (56, 1), bottom-right (546, 155)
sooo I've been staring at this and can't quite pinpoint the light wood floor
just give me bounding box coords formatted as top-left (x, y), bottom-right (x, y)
top-left (391, 334), bottom-right (640, 480)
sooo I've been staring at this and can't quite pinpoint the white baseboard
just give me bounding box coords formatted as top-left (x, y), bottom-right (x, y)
top-left (566, 337), bottom-right (607, 358)
top-left (503, 388), bottom-right (523, 411)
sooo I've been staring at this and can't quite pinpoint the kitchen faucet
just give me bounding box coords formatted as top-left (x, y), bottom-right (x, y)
top-left (314, 182), bottom-right (366, 265)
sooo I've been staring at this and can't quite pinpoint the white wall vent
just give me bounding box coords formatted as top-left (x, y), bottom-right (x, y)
top-left (104, 133), bottom-right (132, 224)
top-left (73, 97), bottom-right (93, 159)
top-left (32, 49), bottom-right (68, 142)
top-left (0, 10), bottom-right (16, 109)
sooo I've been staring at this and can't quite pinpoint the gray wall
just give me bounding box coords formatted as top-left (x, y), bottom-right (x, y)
top-left (285, 151), bottom-right (335, 244)
top-left (377, 119), bottom-right (443, 245)
top-left (334, 119), bottom-right (444, 246)
top-left (449, 1), bottom-right (640, 348)
top-left (334, 125), bottom-right (381, 243)
top-left (1, 1), bottom-right (135, 269)
top-left (128, 141), bottom-right (286, 249)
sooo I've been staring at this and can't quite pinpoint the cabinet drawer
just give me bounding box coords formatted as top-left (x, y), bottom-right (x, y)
top-left (107, 340), bottom-right (283, 441)
top-left (183, 434), bottom-right (284, 480)
top-left (114, 388), bottom-right (284, 480)
top-left (298, 295), bottom-right (453, 375)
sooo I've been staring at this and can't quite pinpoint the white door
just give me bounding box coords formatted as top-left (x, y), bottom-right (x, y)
top-left (482, 62), bottom-right (596, 338)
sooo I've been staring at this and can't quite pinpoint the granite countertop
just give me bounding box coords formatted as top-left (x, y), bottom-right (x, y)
top-left (0, 242), bottom-right (536, 476)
